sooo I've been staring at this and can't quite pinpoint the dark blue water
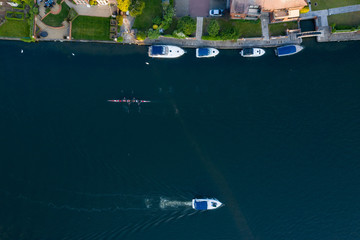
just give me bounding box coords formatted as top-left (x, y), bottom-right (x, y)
top-left (0, 39), bottom-right (360, 240)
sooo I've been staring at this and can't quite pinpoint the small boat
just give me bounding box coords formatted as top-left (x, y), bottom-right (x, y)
top-left (196, 48), bottom-right (219, 58)
top-left (240, 48), bottom-right (265, 57)
top-left (192, 198), bottom-right (223, 210)
top-left (275, 45), bottom-right (304, 57)
top-left (148, 45), bottom-right (185, 58)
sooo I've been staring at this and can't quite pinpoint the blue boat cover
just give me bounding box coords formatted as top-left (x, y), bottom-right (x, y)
top-left (198, 48), bottom-right (210, 56)
top-left (194, 200), bottom-right (208, 210)
top-left (242, 48), bottom-right (254, 55)
top-left (151, 46), bottom-right (164, 55)
top-left (277, 45), bottom-right (296, 56)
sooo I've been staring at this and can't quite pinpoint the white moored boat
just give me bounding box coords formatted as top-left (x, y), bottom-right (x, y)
top-left (148, 45), bottom-right (185, 58)
top-left (240, 48), bottom-right (265, 57)
top-left (192, 198), bottom-right (223, 210)
top-left (196, 48), bottom-right (219, 58)
top-left (275, 45), bottom-right (304, 57)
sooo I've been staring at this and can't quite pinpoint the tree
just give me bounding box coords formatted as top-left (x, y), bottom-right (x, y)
top-left (129, 0), bottom-right (145, 17)
top-left (160, 5), bottom-right (174, 30)
top-left (177, 16), bottom-right (196, 36)
top-left (207, 20), bottom-right (219, 37)
top-left (117, 0), bottom-right (131, 12)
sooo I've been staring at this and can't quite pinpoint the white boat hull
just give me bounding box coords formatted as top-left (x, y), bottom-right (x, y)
top-left (196, 48), bottom-right (219, 58)
top-left (240, 48), bottom-right (265, 57)
top-left (275, 45), bottom-right (304, 57)
top-left (148, 45), bottom-right (185, 58)
top-left (192, 198), bottom-right (223, 210)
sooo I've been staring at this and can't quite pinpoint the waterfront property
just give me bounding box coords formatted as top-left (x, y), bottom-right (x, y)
top-left (311, 0), bottom-right (360, 11)
top-left (71, 15), bottom-right (111, 40)
top-left (0, 19), bottom-right (30, 38)
top-left (133, 0), bottom-right (162, 31)
top-left (230, 0), bottom-right (307, 22)
top-left (42, 1), bottom-right (70, 27)
top-left (328, 11), bottom-right (360, 30)
top-left (269, 21), bottom-right (298, 36)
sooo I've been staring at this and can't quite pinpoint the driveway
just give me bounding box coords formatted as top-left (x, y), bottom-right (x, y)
top-left (175, 0), bottom-right (227, 17)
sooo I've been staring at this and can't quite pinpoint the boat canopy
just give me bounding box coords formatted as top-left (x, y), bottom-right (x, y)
top-left (194, 200), bottom-right (208, 210)
top-left (277, 45), bottom-right (296, 55)
top-left (198, 48), bottom-right (210, 57)
top-left (151, 46), bottom-right (165, 55)
top-left (242, 48), bottom-right (254, 55)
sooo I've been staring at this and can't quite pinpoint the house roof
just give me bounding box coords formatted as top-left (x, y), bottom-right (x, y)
top-left (230, 0), bottom-right (307, 13)
top-left (261, 0), bottom-right (307, 11)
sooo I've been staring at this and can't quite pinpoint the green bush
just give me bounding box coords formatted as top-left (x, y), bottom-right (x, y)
top-left (32, 6), bottom-right (39, 15)
top-left (136, 31), bottom-right (146, 40)
top-left (152, 16), bottom-right (162, 25)
top-left (207, 20), bottom-right (219, 37)
top-left (117, 36), bottom-right (123, 42)
top-left (147, 28), bottom-right (160, 39)
top-left (220, 27), bottom-right (238, 40)
top-left (5, 11), bottom-right (24, 20)
top-left (89, 0), bottom-right (97, 5)
top-left (177, 16), bottom-right (196, 36)
top-left (129, 0), bottom-right (145, 17)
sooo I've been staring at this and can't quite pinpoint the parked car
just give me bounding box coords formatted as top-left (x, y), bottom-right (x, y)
top-left (209, 9), bottom-right (224, 17)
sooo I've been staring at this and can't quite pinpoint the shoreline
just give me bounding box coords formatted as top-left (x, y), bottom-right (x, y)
top-left (2, 27), bottom-right (359, 48)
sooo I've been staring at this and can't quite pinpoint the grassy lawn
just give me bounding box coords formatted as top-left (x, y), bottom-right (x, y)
top-left (312, 0), bottom-right (360, 10)
top-left (269, 21), bottom-right (298, 36)
top-left (231, 19), bottom-right (262, 37)
top-left (71, 16), bottom-right (111, 41)
top-left (328, 11), bottom-right (360, 27)
top-left (203, 18), bottom-right (262, 38)
top-left (0, 19), bottom-right (30, 38)
top-left (42, 2), bottom-right (70, 27)
top-left (133, 0), bottom-right (162, 31)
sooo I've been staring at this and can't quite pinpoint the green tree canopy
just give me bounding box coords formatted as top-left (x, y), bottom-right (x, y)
top-left (177, 16), bottom-right (196, 36)
top-left (207, 20), bottom-right (220, 37)
top-left (129, 0), bottom-right (145, 17)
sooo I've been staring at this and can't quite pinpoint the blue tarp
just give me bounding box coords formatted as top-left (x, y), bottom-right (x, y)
top-left (277, 45), bottom-right (296, 56)
top-left (198, 48), bottom-right (210, 57)
top-left (151, 46), bottom-right (164, 55)
top-left (194, 200), bottom-right (208, 210)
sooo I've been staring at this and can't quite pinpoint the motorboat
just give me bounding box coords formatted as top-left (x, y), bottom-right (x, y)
top-left (192, 198), bottom-right (223, 210)
top-left (148, 45), bottom-right (185, 58)
top-left (196, 48), bottom-right (219, 58)
top-left (240, 48), bottom-right (265, 57)
top-left (275, 45), bottom-right (304, 57)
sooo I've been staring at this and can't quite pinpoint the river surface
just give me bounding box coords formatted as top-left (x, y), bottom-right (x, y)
top-left (0, 39), bottom-right (359, 240)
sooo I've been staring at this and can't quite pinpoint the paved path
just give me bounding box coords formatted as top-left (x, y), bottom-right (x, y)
top-left (121, 16), bottom-right (136, 43)
top-left (64, 0), bottom-right (113, 17)
top-left (260, 12), bottom-right (269, 40)
top-left (35, 16), bottom-right (70, 40)
top-left (196, 17), bottom-right (203, 40)
top-left (328, 4), bottom-right (360, 14)
top-left (143, 34), bottom-right (301, 49)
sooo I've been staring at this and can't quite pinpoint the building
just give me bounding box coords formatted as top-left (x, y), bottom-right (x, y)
top-left (230, 0), bottom-right (307, 22)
